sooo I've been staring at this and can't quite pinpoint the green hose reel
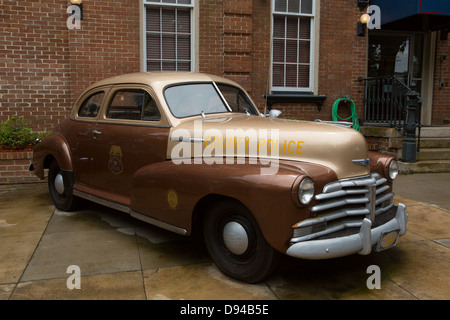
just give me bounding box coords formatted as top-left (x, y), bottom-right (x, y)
top-left (332, 98), bottom-right (360, 131)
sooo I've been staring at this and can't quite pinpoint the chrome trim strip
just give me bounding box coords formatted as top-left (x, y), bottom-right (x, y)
top-left (73, 190), bottom-right (130, 213)
top-left (352, 158), bottom-right (370, 166)
top-left (73, 189), bottom-right (188, 236)
top-left (170, 136), bottom-right (205, 143)
top-left (369, 183), bottom-right (376, 222)
top-left (130, 210), bottom-right (187, 236)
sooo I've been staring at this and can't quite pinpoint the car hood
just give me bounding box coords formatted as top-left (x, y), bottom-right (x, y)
top-left (167, 114), bottom-right (369, 179)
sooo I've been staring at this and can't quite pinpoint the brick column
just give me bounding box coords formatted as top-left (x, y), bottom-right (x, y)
top-left (223, 0), bottom-right (253, 92)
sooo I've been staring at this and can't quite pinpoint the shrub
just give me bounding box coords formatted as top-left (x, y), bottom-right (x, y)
top-left (0, 116), bottom-right (51, 151)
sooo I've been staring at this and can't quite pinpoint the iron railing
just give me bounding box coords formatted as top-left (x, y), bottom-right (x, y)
top-left (358, 75), bottom-right (422, 155)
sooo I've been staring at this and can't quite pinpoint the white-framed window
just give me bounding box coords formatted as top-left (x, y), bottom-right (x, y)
top-left (272, 0), bottom-right (315, 92)
top-left (143, 0), bottom-right (195, 71)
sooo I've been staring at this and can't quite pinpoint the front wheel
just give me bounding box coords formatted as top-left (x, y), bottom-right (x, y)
top-left (48, 160), bottom-right (79, 211)
top-left (203, 200), bottom-right (280, 283)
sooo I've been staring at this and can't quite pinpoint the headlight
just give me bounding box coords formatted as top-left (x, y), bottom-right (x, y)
top-left (389, 160), bottom-right (399, 180)
top-left (298, 177), bottom-right (314, 205)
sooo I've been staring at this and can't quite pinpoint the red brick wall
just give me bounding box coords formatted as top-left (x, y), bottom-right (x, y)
top-left (0, 151), bottom-right (40, 184)
top-left (0, 0), bottom-right (71, 132)
top-left (67, 0), bottom-right (141, 104)
top-left (432, 31), bottom-right (450, 125)
top-left (1, 0), bottom-right (447, 132)
top-left (317, 0), bottom-right (367, 122)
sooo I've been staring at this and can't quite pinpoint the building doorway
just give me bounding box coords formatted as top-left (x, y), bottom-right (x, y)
top-left (361, 30), bottom-right (429, 126)
top-left (368, 31), bottom-right (424, 92)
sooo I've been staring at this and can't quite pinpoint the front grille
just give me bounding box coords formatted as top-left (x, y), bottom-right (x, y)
top-left (291, 173), bottom-right (394, 243)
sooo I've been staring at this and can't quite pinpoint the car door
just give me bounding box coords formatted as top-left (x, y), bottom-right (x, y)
top-left (69, 89), bottom-right (108, 187)
top-left (88, 85), bottom-right (170, 207)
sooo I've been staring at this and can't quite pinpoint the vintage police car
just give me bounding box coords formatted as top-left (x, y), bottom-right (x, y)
top-left (30, 72), bottom-right (408, 283)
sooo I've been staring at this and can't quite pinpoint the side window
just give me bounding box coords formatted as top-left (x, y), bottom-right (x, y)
top-left (106, 89), bottom-right (161, 121)
top-left (78, 92), bottom-right (105, 118)
top-left (216, 83), bottom-right (258, 115)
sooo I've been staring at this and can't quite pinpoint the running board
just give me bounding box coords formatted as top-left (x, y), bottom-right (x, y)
top-left (73, 189), bottom-right (187, 236)
top-left (130, 210), bottom-right (187, 236)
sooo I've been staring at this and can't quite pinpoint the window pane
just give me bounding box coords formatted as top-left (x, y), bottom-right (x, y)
top-left (275, 0), bottom-right (287, 12)
top-left (273, 39), bottom-right (285, 63)
top-left (162, 9), bottom-right (175, 33)
top-left (286, 18), bottom-right (298, 39)
top-left (147, 34), bottom-right (160, 59)
top-left (286, 65), bottom-right (298, 87)
top-left (286, 40), bottom-right (297, 63)
top-left (162, 61), bottom-right (176, 71)
top-left (146, 8), bottom-right (160, 32)
top-left (288, 0), bottom-right (300, 13)
top-left (162, 35), bottom-right (176, 60)
top-left (301, 0), bottom-right (313, 14)
top-left (147, 61), bottom-right (161, 71)
top-left (299, 40), bottom-right (310, 63)
top-left (78, 92), bottom-right (104, 118)
top-left (273, 17), bottom-right (285, 38)
top-left (177, 9), bottom-right (190, 33)
top-left (272, 64), bottom-right (285, 87)
top-left (299, 17), bottom-right (310, 39)
top-left (165, 84), bottom-right (228, 118)
top-left (299, 65), bottom-right (310, 87)
top-left (177, 35), bottom-right (191, 60)
top-left (177, 61), bottom-right (191, 71)
top-left (107, 90), bottom-right (145, 120)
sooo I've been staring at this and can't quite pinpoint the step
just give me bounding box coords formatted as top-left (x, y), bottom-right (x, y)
top-left (416, 148), bottom-right (450, 161)
top-left (390, 137), bottom-right (450, 149)
top-left (399, 160), bottom-right (450, 174)
top-left (418, 126), bottom-right (450, 138)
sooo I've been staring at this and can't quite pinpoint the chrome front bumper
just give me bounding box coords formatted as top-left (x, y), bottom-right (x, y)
top-left (286, 203), bottom-right (408, 259)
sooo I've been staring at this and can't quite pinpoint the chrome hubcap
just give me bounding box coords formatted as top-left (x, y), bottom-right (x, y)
top-left (223, 221), bottom-right (249, 255)
top-left (54, 173), bottom-right (65, 195)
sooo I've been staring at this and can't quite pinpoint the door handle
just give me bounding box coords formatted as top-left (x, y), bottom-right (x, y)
top-left (92, 129), bottom-right (102, 139)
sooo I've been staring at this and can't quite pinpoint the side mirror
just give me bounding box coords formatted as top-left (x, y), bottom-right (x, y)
top-left (268, 109), bottom-right (282, 118)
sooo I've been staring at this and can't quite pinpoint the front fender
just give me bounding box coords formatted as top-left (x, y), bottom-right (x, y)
top-left (130, 159), bottom-right (336, 253)
top-left (32, 134), bottom-right (73, 179)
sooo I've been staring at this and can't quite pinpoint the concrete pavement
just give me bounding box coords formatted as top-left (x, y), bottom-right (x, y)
top-left (1, 173), bottom-right (449, 300)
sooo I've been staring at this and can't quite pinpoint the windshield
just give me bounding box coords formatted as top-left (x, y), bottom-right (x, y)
top-left (164, 82), bottom-right (258, 118)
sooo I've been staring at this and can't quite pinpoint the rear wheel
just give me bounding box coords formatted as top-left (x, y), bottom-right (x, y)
top-left (203, 200), bottom-right (280, 283)
top-left (48, 160), bottom-right (79, 211)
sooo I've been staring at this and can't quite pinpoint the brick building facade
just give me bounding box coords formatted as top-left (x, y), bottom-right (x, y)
top-left (1, 0), bottom-right (449, 132)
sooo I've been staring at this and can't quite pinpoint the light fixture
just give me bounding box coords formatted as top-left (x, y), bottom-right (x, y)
top-left (70, 0), bottom-right (83, 20)
top-left (357, 13), bottom-right (370, 37)
top-left (357, 0), bottom-right (370, 11)
top-left (360, 13), bottom-right (371, 24)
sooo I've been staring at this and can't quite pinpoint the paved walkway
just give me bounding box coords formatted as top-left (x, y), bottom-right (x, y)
top-left (1, 173), bottom-right (449, 300)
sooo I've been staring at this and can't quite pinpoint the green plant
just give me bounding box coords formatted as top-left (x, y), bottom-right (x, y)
top-left (0, 116), bottom-right (51, 151)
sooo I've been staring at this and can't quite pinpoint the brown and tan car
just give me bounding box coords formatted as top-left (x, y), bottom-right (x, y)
top-left (30, 72), bottom-right (408, 283)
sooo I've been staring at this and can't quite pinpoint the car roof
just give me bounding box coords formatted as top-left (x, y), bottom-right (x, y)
top-left (84, 72), bottom-right (238, 91)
